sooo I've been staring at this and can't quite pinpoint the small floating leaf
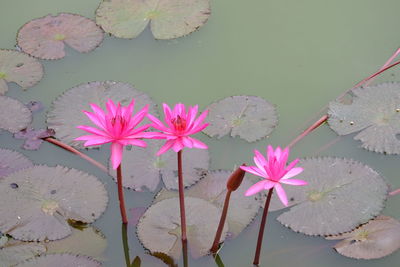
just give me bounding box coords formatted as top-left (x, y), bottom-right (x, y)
top-left (203, 96), bottom-right (278, 142)
top-left (0, 236), bottom-right (46, 266)
top-left (328, 82), bottom-right (400, 154)
top-left (16, 253), bottom-right (101, 267)
top-left (0, 165), bottom-right (108, 241)
top-left (14, 128), bottom-right (55, 150)
top-left (137, 197), bottom-right (227, 259)
top-left (0, 50), bottom-right (43, 95)
top-left (17, 13), bottom-right (104, 60)
top-left (0, 148), bottom-right (33, 179)
top-left (109, 139), bottom-right (209, 191)
top-left (47, 81), bottom-right (157, 149)
top-left (0, 96), bottom-right (32, 133)
top-left (96, 0), bottom-right (211, 40)
top-left (326, 216), bottom-right (400, 259)
top-left (156, 170), bottom-right (260, 237)
top-left (273, 157), bottom-right (388, 236)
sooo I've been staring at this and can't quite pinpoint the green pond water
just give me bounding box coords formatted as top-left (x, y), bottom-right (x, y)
top-left (1, 0), bottom-right (400, 266)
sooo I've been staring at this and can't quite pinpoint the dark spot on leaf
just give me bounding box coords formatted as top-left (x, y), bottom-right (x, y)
top-left (10, 183), bottom-right (18, 189)
top-left (50, 189), bottom-right (56, 194)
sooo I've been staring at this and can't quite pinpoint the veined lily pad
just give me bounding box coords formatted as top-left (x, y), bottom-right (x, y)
top-left (109, 139), bottom-right (209, 191)
top-left (328, 82), bottom-right (400, 154)
top-left (17, 13), bottom-right (104, 60)
top-left (0, 165), bottom-right (108, 241)
top-left (203, 96), bottom-right (278, 142)
top-left (46, 81), bottom-right (157, 149)
top-left (272, 157), bottom-right (388, 236)
top-left (0, 50), bottom-right (43, 95)
top-left (137, 197), bottom-right (227, 259)
top-left (0, 96), bottom-right (32, 133)
top-left (45, 227), bottom-right (107, 261)
top-left (96, 0), bottom-right (211, 39)
top-left (326, 216), bottom-right (400, 259)
top-left (156, 170), bottom-right (260, 237)
top-left (16, 253), bottom-right (101, 267)
top-left (0, 235), bottom-right (46, 267)
top-left (0, 148), bottom-right (33, 179)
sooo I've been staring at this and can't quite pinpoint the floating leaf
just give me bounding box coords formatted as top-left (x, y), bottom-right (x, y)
top-left (271, 157), bottom-right (388, 236)
top-left (0, 148), bottom-right (33, 179)
top-left (45, 227), bottom-right (107, 261)
top-left (137, 197), bottom-right (227, 259)
top-left (328, 82), bottom-right (400, 154)
top-left (0, 235), bottom-right (46, 267)
top-left (47, 81), bottom-right (157, 149)
top-left (0, 50), bottom-right (43, 95)
top-left (14, 128), bottom-right (55, 150)
top-left (0, 165), bottom-right (108, 241)
top-left (203, 96), bottom-right (278, 142)
top-left (109, 139), bottom-right (209, 191)
top-left (0, 96), bottom-right (32, 133)
top-left (96, 0), bottom-right (211, 39)
top-left (17, 13), bottom-right (104, 60)
top-left (16, 253), bottom-right (101, 267)
top-left (156, 170), bottom-right (260, 237)
top-left (326, 216), bottom-right (400, 259)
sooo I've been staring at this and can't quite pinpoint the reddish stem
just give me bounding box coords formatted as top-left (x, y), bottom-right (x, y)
top-left (389, 188), bottom-right (400, 196)
top-left (210, 190), bottom-right (232, 254)
top-left (177, 150), bottom-right (187, 241)
top-left (117, 164), bottom-right (128, 224)
top-left (253, 188), bottom-right (273, 266)
top-left (43, 137), bottom-right (107, 173)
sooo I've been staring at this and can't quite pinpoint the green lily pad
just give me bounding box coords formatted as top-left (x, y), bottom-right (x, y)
top-left (16, 253), bottom-right (101, 267)
top-left (17, 13), bottom-right (104, 60)
top-left (137, 197), bottom-right (227, 259)
top-left (156, 170), bottom-right (260, 237)
top-left (96, 0), bottom-right (211, 39)
top-left (0, 148), bottom-right (33, 179)
top-left (0, 165), bottom-right (108, 241)
top-left (203, 95), bottom-right (278, 142)
top-left (274, 157), bottom-right (388, 236)
top-left (0, 235), bottom-right (46, 267)
top-left (326, 216), bottom-right (400, 259)
top-left (109, 139), bottom-right (209, 191)
top-left (46, 81), bottom-right (158, 149)
top-left (328, 82), bottom-right (400, 154)
top-left (0, 49), bottom-right (43, 95)
top-left (0, 96), bottom-right (32, 133)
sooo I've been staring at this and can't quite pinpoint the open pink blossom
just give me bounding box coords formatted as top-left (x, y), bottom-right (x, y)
top-left (147, 103), bottom-right (209, 155)
top-left (241, 145), bottom-right (307, 206)
top-left (75, 98), bottom-right (152, 169)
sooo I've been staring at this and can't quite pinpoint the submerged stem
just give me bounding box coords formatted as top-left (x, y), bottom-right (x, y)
top-left (389, 188), bottom-right (400, 196)
top-left (253, 188), bottom-right (273, 266)
top-left (121, 223), bottom-right (131, 267)
top-left (117, 164), bottom-right (128, 224)
top-left (177, 150), bottom-right (187, 241)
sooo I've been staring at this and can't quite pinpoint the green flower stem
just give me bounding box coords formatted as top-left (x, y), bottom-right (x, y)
top-left (121, 223), bottom-right (131, 267)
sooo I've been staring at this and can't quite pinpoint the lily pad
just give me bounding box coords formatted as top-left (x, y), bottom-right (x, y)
top-left (16, 253), bottom-right (101, 267)
top-left (137, 197), bottom-right (227, 259)
top-left (0, 49), bottom-right (43, 95)
top-left (0, 235), bottom-right (46, 267)
top-left (0, 165), bottom-right (108, 241)
top-left (17, 13), bottom-right (104, 60)
top-left (328, 82), bottom-right (400, 154)
top-left (109, 139), bottom-right (209, 191)
top-left (0, 96), bottom-right (32, 133)
top-left (0, 148), bottom-right (33, 179)
top-left (45, 227), bottom-right (107, 261)
top-left (156, 170), bottom-right (260, 237)
top-left (326, 216), bottom-right (400, 259)
top-left (46, 81), bottom-right (157, 149)
top-left (14, 128), bottom-right (55, 150)
top-left (272, 157), bottom-right (388, 236)
top-left (96, 0), bottom-right (211, 39)
top-left (203, 95), bottom-right (278, 142)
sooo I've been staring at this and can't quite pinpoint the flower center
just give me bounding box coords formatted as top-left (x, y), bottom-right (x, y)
top-left (111, 115), bottom-right (127, 129)
top-left (171, 115), bottom-right (186, 131)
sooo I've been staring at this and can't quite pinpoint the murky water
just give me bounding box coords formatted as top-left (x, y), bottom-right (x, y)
top-left (1, 0), bottom-right (400, 266)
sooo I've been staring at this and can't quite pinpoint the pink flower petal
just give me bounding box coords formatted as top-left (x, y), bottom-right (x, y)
top-left (128, 105), bottom-right (149, 129)
top-left (254, 149), bottom-right (267, 171)
top-left (274, 146), bottom-right (282, 159)
top-left (83, 136), bottom-right (112, 146)
top-left (120, 139), bottom-right (147, 147)
top-left (156, 139), bottom-right (175, 155)
top-left (280, 179), bottom-right (307, 186)
top-left (162, 103), bottom-right (174, 128)
top-left (181, 137), bottom-right (194, 148)
top-left (110, 142), bottom-right (123, 169)
top-left (267, 145), bottom-right (274, 161)
top-left (186, 105), bottom-right (198, 127)
top-left (187, 109), bottom-right (208, 133)
top-left (106, 99), bottom-right (117, 117)
top-left (263, 180), bottom-right (276, 190)
top-left (147, 114), bottom-right (170, 132)
top-left (83, 111), bottom-right (106, 130)
top-left (245, 180), bottom-right (267, 196)
top-left (77, 125), bottom-right (109, 137)
top-left (89, 103), bottom-right (105, 121)
top-left (172, 139), bottom-right (184, 152)
top-left (240, 165), bottom-right (266, 178)
top-left (189, 137), bottom-right (208, 149)
top-left (282, 167), bottom-right (304, 179)
top-left (122, 99), bottom-right (135, 117)
top-left (274, 183), bottom-right (288, 206)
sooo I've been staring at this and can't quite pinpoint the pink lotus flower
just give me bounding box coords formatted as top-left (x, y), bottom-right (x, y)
top-left (147, 103), bottom-right (209, 155)
top-left (241, 145), bottom-right (307, 206)
top-left (75, 98), bottom-right (151, 169)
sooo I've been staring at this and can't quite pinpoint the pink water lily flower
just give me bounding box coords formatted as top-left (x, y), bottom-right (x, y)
top-left (75, 98), bottom-right (152, 169)
top-left (241, 145), bottom-right (307, 206)
top-left (147, 103), bottom-right (209, 155)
